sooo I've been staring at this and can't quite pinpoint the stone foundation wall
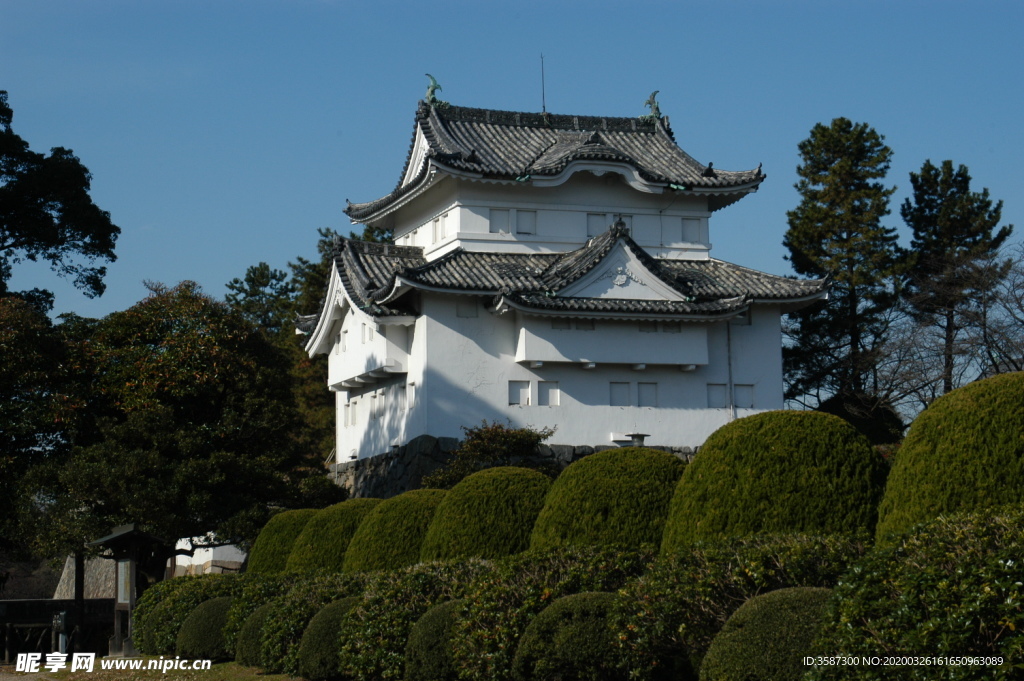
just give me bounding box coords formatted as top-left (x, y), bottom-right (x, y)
top-left (329, 434), bottom-right (697, 499)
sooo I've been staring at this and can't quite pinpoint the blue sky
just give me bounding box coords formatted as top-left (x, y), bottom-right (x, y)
top-left (3, 0), bottom-right (1022, 318)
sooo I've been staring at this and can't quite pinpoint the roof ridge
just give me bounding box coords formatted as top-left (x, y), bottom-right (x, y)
top-left (426, 101), bottom-right (663, 134)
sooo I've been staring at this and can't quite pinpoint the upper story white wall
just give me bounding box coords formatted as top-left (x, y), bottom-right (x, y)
top-left (389, 172), bottom-right (713, 260)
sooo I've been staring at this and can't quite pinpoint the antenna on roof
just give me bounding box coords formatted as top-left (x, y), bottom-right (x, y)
top-left (540, 54), bottom-right (547, 113)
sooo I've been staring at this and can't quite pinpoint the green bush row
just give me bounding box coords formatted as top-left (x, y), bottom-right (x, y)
top-left (133, 573), bottom-right (241, 655)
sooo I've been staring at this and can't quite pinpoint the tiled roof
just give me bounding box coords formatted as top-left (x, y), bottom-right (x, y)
top-left (326, 229), bottom-right (826, 320)
top-left (345, 101), bottom-right (765, 221)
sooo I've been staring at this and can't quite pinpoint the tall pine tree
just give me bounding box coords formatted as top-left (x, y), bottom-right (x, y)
top-left (900, 159), bottom-right (1013, 394)
top-left (783, 118), bottom-right (903, 411)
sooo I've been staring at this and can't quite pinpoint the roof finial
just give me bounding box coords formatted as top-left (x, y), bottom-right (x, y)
top-left (425, 74), bottom-right (443, 106)
top-left (641, 90), bottom-right (662, 120)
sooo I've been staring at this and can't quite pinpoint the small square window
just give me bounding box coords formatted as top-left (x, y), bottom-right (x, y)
top-left (707, 384), bottom-right (727, 408)
top-left (490, 209), bottom-right (510, 234)
top-left (639, 321), bottom-right (658, 333)
top-left (552, 319), bottom-right (571, 330)
top-left (734, 384), bottom-right (755, 409)
top-left (610, 382), bottom-right (630, 407)
top-left (509, 380), bottom-right (531, 406)
top-left (538, 381), bottom-right (560, 406)
top-left (575, 319), bottom-right (594, 331)
top-left (638, 382), bottom-right (658, 407)
top-left (516, 210), bottom-right (537, 235)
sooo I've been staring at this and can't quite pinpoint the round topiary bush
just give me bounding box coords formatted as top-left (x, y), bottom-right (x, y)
top-left (808, 507), bottom-right (1024, 681)
top-left (176, 596), bottom-right (234, 661)
top-left (512, 592), bottom-right (625, 681)
top-left (298, 596), bottom-right (360, 681)
top-left (286, 498), bottom-right (383, 573)
top-left (529, 448), bottom-right (686, 551)
top-left (611, 533), bottom-right (867, 681)
top-left (699, 587), bottom-right (832, 681)
top-left (875, 372), bottom-right (1024, 543)
top-left (405, 599), bottom-right (466, 681)
top-left (223, 573), bottom-right (290, 658)
top-left (451, 546), bottom-right (655, 681)
top-left (661, 411), bottom-right (887, 550)
top-left (246, 508), bottom-right (318, 575)
top-left (259, 572), bottom-right (365, 676)
top-left (342, 489), bottom-right (447, 573)
top-left (421, 467), bottom-right (552, 562)
top-left (133, 574), bottom-right (240, 655)
top-left (235, 601), bottom-right (277, 667)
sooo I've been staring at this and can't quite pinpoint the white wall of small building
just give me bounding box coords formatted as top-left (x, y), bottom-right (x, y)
top-left (332, 293), bottom-right (785, 458)
top-left (391, 173), bottom-right (715, 260)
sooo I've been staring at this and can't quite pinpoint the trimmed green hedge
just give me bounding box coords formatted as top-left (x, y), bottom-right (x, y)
top-left (176, 596), bottom-right (234, 662)
top-left (246, 508), bottom-right (318, 575)
top-left (700, 587), bottom-right (832, 681)
top-left (611, 533), bottom-right (868, 680)
top-left (405, 599), bottom-right (466, 681)
top-left (235, 602), bottom-right (277, 668)
top-left (875, 372), bottom-right (1024, 543)
top-left (286, 498), bottom-right (383, 574)
top-left (342, 489), bottom-right (447, 573)
top-left (808, 507), bottom-right (1024, 681)
top-left (339, 560), bottom-right (491, 681)
top-left (451, 546), bottom-right (655, 681)
top-left (133, 574), bottom-right (241, 655)
top-left (530, 448), bottom-right (686, 551)
top-left (512, 592), bottom-right (625, 681)
top-left (259, 572), bottom-right (365, 676)
top-left (298, 597), bottom-right (360, 681)
top-left (222, 573), bottom-right (289, 657)
top-left (661, 411), bottom-right (886, 549)
top-left (421, 467), bottom-right (551, 562)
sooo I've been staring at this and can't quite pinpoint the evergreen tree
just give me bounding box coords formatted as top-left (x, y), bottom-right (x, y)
top-left (225, 262), bottom-right (297, 336)
top-left (783, 118), bottom-right (903, 406)
top-left (900, 159), bottom-right (1013, 394)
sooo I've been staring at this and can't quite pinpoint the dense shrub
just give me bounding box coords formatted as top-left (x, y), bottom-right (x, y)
top-left (662, 411), bottom-right (886, 549)
top-left (235, 602), bottom-right (277, 667)
top-left (529, 448), bottom-right (685, 551)
top-left (405, 599), bottom-right (466, 681)
top-left (342, 489), bottom-right (447, 573)
top-left (286, 498), bottom-right (383, 573)
top-left (451, 546), bottom-right (655, 681)
top-left (132, 574), bottom-right (240, 655)
top-left (176, 596), bottom-right (234, 661)
top-left (339, 560), bottom-right (491, 681)
top-left (298, 597), bottom-right (360, 681)
top-left (222, 573), bottom-right (290, 656)
top-left (512, 592), bottom-right (624, 681)
top-left (259, 572), bottom-right (365, 675)
top-left (421, 467), bottom-right (551, 562)
top-left (808, 508), bottom-right (1024, 680)
top-left (421, 421), bottom-right (556, 489)
top-left (700, 587), bottom-right (832, 681)
top-left (611, 533), bottom-right (868, 680)
top-left (875, 372), bottom-right (1024, 542)
top-left (246, 508), bottom-right (318, 575)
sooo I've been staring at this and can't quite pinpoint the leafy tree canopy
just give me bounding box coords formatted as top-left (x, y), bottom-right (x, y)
top-left (0, 91), bottom-right (119, 300)
top-left (18, 282), bottom-right (315, 563)
top-left (900, 159), bottom-right (1014, 394)
top-left (783, 117), bottom-right (903, 404)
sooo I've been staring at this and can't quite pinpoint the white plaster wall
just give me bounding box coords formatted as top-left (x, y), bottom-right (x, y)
top-left (391, 173), bottom-right (714, 260)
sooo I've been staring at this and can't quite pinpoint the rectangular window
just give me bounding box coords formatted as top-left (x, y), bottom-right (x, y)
top-left (456, 299), bottom-right (479, 318)
top-left (662, 218), bottom-right (683, 245)
top-left (509, 380), bottom-right (531, 406)
top-left (551, 319), bottom-right (571, 330)
top-left (575, 319), bottom-right (594, 331)
top-left (682, 218), bottom-right (701, 242)
top-left (490, 209), bottom-right (510, 234)
top-left (734, 384), bottom-right (755, 409)
top-left (707, 384), bottom-right (728, 408)
top-left (662, 322), bottom-right (681, 333)
top-left (538, 381), bottom-right (560, 406)
top-left (610, 382), bottom-right (630, 407)
top-left (408, 382), bottom-right (416, 409)
top-left (638, 382), bottom-right (658, 407)
top-left (343, 403), bottom-right (350, 427)
top-left (639, 321), bottom-right (658, 333)
top-left (516, 210), bottom-right (537, 235)
top-left (399, 384), bottom-right (408, 412)
top-left (587, 213), bottom-right (608, 237)
top-left (341, 329), bottom-right (348, 350)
